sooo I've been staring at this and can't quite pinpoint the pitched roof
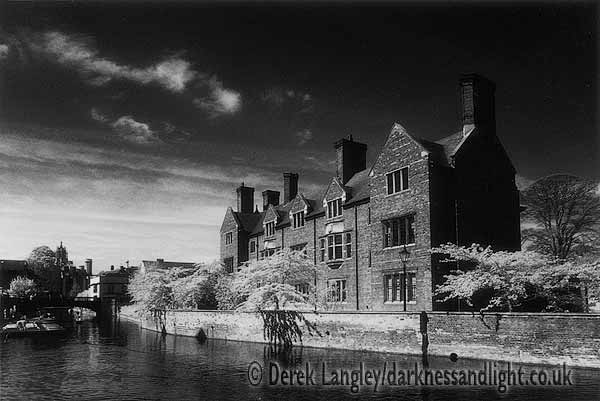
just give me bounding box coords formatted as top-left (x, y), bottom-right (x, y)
top-left (233, 211), bottom-right (262, 232)
top-left (141, 260), bottom-right (196, 270)
top-left (344, 169), bottom-right (370, 205)
top-left (433, 126), bottom-right (475, 165)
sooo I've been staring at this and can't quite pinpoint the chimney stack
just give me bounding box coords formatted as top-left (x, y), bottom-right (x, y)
top-left (459, 73), bottom-right (496, 135)
top-left (283, 172), bottom-right (299, 203)
top-left (85, 258), bottom-right (92, 276)
top-left (236, 183), bottom-right (255, 213)
top-left (262, 190), bottom-right (280, 211)
top-left (334, 135), bottom-right (367, 184)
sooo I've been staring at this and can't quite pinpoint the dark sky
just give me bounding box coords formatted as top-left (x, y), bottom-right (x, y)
top-left (0, 2), bottom-right (597, 269)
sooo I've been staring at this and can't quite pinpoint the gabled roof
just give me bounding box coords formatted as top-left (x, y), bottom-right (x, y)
top-left (433, 126), bottom-right (475, 165)
top-left (233, 211), bottom-right (262, 232)
top-left (344, 168), bottom-right (370, 206)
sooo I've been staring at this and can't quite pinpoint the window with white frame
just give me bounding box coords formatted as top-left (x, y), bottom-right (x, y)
top-left (327, 198), bottom-right (343, 219)
top-left (320, 239), bottom-right (326, 262)
top-left (345, 233), bottom-right (352, 258)
top-left (250, 240), bottom-right (256, 253)
top-left (383, 215), bottom-right (415, 248)
top-left (292, 211), bottom-right (305, 228)
top-left (384, 272), bottom-right (416, 302)
top-left (324, 233), bottom-right (351, 261)
top-left (294, 283), bottom-right (310, 295)
top-left (290, 243), bottom-right (307, 255)
top-left (225, 232), bottom-right (233, 245)
top-left (386, 167), bottom-right (409, 194)
top-left (260, 247), bottom-right (279, 259)
top-left (265, 221), bottom-right (275, 237)
top-left (327, 279), bottom-right (347, 302)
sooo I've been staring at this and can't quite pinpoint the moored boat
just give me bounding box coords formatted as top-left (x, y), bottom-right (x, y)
top-left (1, 319), bottom-right (67, 338)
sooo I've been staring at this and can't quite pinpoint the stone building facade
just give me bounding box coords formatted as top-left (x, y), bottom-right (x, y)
top-left (219, 74), bottom-right (521, 311)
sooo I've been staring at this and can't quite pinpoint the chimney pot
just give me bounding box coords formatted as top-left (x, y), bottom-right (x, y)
top-left (334, 136), bottom-right (367, 184)
top-left (459, 73), bottom-right (496, 132)
top-left (236, 183), bottom-right (255, 213)
top-left (283, 172), bottom-right (299, 203)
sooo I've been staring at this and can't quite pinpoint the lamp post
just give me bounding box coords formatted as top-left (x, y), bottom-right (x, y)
top-left (399, 245), bottom-right (411, 311)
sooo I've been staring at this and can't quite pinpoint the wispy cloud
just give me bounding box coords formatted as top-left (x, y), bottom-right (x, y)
top-left (33, 31), bottom-right (197, 92)
top-left (193, 77), bottom-right (242, 117)
top-left (295, 129), bottom-right (313, 146)
top-left (262, 87), bottom-right (312, 108)
top-left (22, 31), bottom-right (242, 117)
top-left (90, 107), bottom-right (109, 123)
top-left (0, 43), bottom-right (9, 60)
top-left (112, 116), bottom-right (161, 145)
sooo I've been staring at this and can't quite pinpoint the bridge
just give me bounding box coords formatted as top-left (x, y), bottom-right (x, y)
top-left (1, 295), bottom-right (120, 322)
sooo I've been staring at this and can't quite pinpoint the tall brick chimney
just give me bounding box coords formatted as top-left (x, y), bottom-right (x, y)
top-left (262, 190), bottom-right (280, 211)
top-left (334, 135), bottom-right (367, 184)
top-left (236, 183), bottom-right (254, 213)
top-left (460, 73), bottom-right (496, 135)
top-left (283, 172), bottom-right (298, 203)
top-left (85, 258), bottom-right (92, 276)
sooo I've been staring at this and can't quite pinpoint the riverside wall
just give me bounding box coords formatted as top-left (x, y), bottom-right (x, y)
top-left (120, 308), bottom-right (600, 368)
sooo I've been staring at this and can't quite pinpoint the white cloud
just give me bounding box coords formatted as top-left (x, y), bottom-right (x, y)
top-left (112, 116), bottom-right (161, 145)
top-left (0, 44), bottom-right (9, 60)
top-left (193, 77), bottom-right (241, 117)
top-left (28, 31), bottom-right (197, 93)
top-left (90, 107), bottom-right (109, 123)
top-left (295, 129), bottom-right (313, 146)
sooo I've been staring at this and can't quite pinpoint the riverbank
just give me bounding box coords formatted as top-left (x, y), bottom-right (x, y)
top-left (119, 307), bottom-right (600, 369)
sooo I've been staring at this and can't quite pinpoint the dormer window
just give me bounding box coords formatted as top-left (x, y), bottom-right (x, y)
top-left (292, 211), bottom-right (305, 228)
top-left (225, 232), bottom-right (233, 245)
top-left (386, 167), bottom-right (409, 194)
top-left (327, 198), bottom-right (343, 219)
top-left (265, 221), bottom-right (275, 237)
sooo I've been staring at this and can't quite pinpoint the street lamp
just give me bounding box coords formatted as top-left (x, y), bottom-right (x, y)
top-left (399, 245), bottom-right (411, 311)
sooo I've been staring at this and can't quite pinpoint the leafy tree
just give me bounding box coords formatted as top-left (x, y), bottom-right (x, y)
top-left (128, 269), bottom-right (174, 315)
top-left (226, 249), bottom-right (318, 311)
top-left (169, 262), bottom-right (223, 309)
top-left (27, 245), bottom-right (62, 293)
top-left (128, 262), bottom-right (224, 315)
top-left (432, 244), bottom-right (549, 312)
top-left (9, 276), bottom-right (37, 299)
top-left (224, 249), bottom-right (320, 349)
top-left (521, 174), bottom-right (600, 259)
top-left (533, 256), bottom-right (600, 313)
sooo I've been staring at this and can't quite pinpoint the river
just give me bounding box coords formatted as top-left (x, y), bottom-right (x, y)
top-left (1, 318), bottom-right (599, 400)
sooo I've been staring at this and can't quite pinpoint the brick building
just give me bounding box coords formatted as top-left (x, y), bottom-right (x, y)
top-left (219, 74), bottom-right (521, 311)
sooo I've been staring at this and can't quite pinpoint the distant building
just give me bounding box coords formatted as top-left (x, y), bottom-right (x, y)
top-left (84, 265), bottom-right (130, 302)
top-left (219, 74), bottom-right (521, 312)
top-left (140, 258), bottom-right (196, 274)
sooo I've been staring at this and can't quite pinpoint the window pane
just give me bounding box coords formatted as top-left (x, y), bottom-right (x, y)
top-left (394, 170), bottom-right (401, 193)
top-left (335, 246), bottom-right (342, 259)
top-left (337, 199), bottom-right (343, 216)
top-left (400, 217), bottom-right (407, 245)
top-left (335, 234), bottom-right (342, 245)
top-left (408, 215), bottom-right (415, 244)
top-left (392, 220), bottom-right (399, 246)
top-left (396, 274), bottom-right (404, 301)
top-left (401, 167), bottom-right (409, 190)
top-left (387, 173), bottom-right (393, 194)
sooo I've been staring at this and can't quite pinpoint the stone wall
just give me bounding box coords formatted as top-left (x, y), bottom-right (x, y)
top-left (125, 309), bottom-right (600, 368)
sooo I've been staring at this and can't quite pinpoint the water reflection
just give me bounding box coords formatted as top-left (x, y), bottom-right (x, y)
top-left (0, 318), bottom-right (598, 400)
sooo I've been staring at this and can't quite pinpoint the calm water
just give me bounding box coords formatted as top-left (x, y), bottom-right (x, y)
top-left (1, 318), bottom-right (599, 400)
